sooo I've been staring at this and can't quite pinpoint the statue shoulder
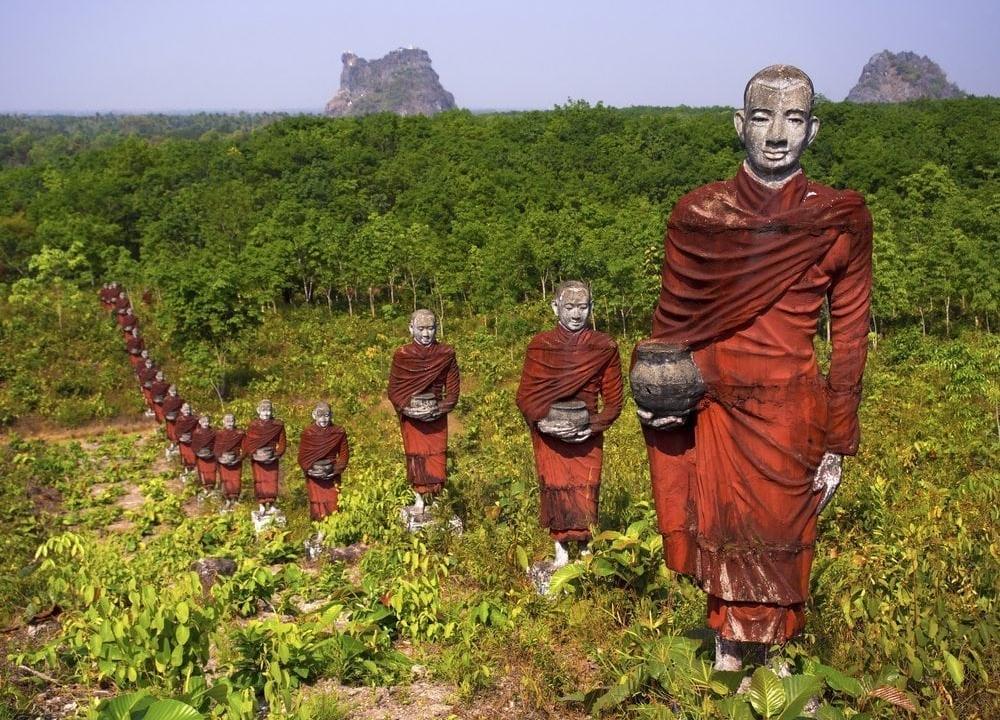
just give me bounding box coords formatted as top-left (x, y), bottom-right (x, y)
top-left (587, 329), bottom-right (618, 351)
top-left (671, 179), bottom-right (735, 221)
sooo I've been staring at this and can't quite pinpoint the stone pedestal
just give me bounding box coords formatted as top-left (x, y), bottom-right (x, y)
top-left (399, 504), bottom-right (462, 534)
top-left (527, 559), bottom-right (563, 595)
top-left (252, 507), bottom-right (286, 533)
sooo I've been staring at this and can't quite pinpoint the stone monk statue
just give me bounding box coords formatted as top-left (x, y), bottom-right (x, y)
top-left (214, 414), bottom-right (246, 510)
top-left (242, 399), bottom-right (287, 515)
top-left (161, 384), bottom-right (183, 458)
top-left (297, 402), bottom-right (350, 521)
top-left (635, 65), bottom-right (872, 670)
top-left (126, 328), bottom-right (145, 370)
top-left (175, 402), bottom-right (199, 478)
top-left (150, 371), bottom-right (170, 424)
top-left (516, 281), bottom-right (624, 568)
top-left (388, 309), bottom-right (460, 512)
top-left (191, 415), bottom-right (218, 494)
top-left (137, 358), bottom-right (159, 418)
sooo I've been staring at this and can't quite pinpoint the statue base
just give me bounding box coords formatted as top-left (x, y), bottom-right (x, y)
top-left (251, 507), bottom-right (286, 533)
top-left (527, 559), bottom-right (565, 595)
top-left (399, 504), bottom-right (463, 534)
top-left (143, 409), bottom-right (156, 418)
top-left (303, 533), bottom-right (325, 561)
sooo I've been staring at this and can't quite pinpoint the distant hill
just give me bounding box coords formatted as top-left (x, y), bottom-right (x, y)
top-left (324, 48), bottom-right (456, 117)
top-left (847, 50), bottom-right (966, 103)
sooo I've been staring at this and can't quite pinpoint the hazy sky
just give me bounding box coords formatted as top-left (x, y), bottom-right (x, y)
top-left (1, 0), bottom-right (997, 113)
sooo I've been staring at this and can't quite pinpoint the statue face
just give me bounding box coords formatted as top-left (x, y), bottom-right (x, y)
top-left (168, 385), bottom-right (177, 396)
top-left (734, 80), bottom-right (818, 183)
top-left (223, 414), bottom-right (235, 430)
top-left (409, 313), bottom-right (437, 346)
top-left (258, 404), bottom-right (272, 421)
top-left (552, 288), bottom-right (592, 332)
top-left (155, 371), bottom-right (164, 381)
top-left (198, 416), bottom-right (209, 428)
top-left (144, 359), bottom-right (153, 368)
top-left (181, 403), bottom-right (192, 416)
top-left (314, 408), bottom-right (331, 428)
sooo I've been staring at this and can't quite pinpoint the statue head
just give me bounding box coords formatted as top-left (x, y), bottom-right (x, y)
top-left (257, 399), bottom-right (273, 421)
top-left (131, 327), bottom-right (140, 338)
top-left (551, 281), bottom-right (592, 333)
top-left (140, 349), bottom-right (149, 359)
top-left (167, 384), bottom-right (177, 396)
top-left (125, 307), bottom-right (133, 316)
top-left (144, 358), bottom-right (154, 368)
top-left (180, 402), bottom-right (192, 416)
top-left (734, 65), bottom-right (819, 185)
top-left (312, 402), bottom-right (332, 428)
top-left (118, 291), bottom-right (126, 300)
top-left (155, 370), bottom-right (164, 382)
top-left (409, 309), bottom-right (437, 346)
top-left (198, 414), bottom-right (210, 429)
top-left (222, 413), bottom-right (236, 430)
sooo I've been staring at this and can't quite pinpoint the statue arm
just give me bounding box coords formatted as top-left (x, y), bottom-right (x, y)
top-left (590, 351), bottom-right (624, 433)
top-left (437, 356), bottom-right (461, 414)
top-left (825, 215), bottom-right (873, 456)
top-left (332, 435), bottom-right (350, 476)
top-left (274, 427), bottom-right (288, 456)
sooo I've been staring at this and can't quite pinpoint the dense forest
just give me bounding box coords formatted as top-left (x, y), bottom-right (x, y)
top-left (0, 103), bottom-right (997, 719)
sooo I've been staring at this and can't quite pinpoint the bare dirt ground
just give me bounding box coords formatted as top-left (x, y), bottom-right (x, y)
top-left (0, 414), bottom-right (154, 443)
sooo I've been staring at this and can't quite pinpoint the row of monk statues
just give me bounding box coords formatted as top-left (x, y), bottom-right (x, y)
top-left (99, 65), bottom-right (873, 674)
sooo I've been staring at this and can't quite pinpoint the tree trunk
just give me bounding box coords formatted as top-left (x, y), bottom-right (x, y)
top-left (919, 307), bottom-right (926, 336)
top-left (344, 288), bottom-right (353, 317)
top-left (944, 296), bottom-right (951, 337)
top-left (368, 286), bottom-right (375, 318)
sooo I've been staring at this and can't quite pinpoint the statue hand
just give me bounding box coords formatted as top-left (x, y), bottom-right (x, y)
top-left (636, 407), bottom-right (686, 429)
top-left (402, 406), bottom-right (435, 421)
top-left (561, 427), bottom-right (593, 444)
top-left (813, 452), bottom-right (842, 514)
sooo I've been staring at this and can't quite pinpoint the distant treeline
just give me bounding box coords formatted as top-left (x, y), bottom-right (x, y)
top-left (0, 100), bottom-right (997, 355)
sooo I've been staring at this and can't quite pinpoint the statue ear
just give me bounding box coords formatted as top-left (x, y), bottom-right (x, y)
top-left (733, 109), bottom-right (746, 143)
top-left (806, 115), bottom-right (820, 147)
top-left (550, 298), bottom-right (559, 317)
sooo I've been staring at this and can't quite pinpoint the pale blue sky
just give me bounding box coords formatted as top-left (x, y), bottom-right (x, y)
top-left (1, 0), bottom-right (997, 112)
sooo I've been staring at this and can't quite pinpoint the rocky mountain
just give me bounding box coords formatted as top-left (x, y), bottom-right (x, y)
top-left (324, 48), bottom-right (456, 117)
top-left (847, 50), bottom-right (966, 103)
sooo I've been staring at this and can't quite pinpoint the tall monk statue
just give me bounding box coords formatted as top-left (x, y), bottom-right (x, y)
top-left (162, 385), bottom-right (183, 457)
top-left (297, 402), bottom-right (350, 521)
top-left (388, 309), bottom-right (460, 513)
top-left (175, 402), bottom-right (198, 478)
top-left (214, 413), bottom-right (246, 510)
top-left (126, 328), bottom-right (145, 369)
top-left (137, 358), bottom-right (158, 418)
top-left (191, 415), bottom-right (218, 495)
top-left (516, 281), bottom-right (624, 568)
top-left (120, 307), bottom-right (138, 337)
top-left (113, 290), bottom-right (130, 317)
top-left (242, 399), bottom-right (287, 515)
top-left (635, 66), bottom-right (872, 671)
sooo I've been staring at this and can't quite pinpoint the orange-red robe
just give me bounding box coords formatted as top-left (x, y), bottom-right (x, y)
top-left (388, 342), bottom-right (460, 494)
top-left (175, 415), bottom-right (199, 471)
top-left (516, 326), bottom-right (624, 543)
top-left (162, 394), bottom-right (183, 442)
top-left (125, 335), bottom-right (145, 368)
top-left (644, 165), bottom-right (872, 644)
top-left (242, 419), bottom-right (287, 503)
top-left (149, 380), bottom-right (170, 423)
top-left (137, 365), bottom-right (158, 410)
top-left (214, 429), bottom-right (246, 500)
top-left (191, 426), bottom-right (218, 489)
top-left (297, 424), bottom-right (350, 520)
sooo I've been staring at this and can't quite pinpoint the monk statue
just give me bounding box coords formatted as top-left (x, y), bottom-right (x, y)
top-left (242, 399), bottom-right (287, 516)
top-left (113, 290), bottom-right (130, 317)
top-left (100, 282), bottom-right (118, 311)
top-left (191, 415), bottom-right (218, 496)
top-left (120, 307), bottom-right (138, 336)
top-left (125, 327), bottom-right (145, 369)
top-left (175, 402), bottom-right (199, 478)
top-left (388, 309), bottom-right (460, 514)
top-left (150, 371), bottom-right (170, 424)
top-left (137, 358), bottom-right (158, 418)
top-left (214, 413), bottom-right (246, 511)
top-left (516, 281), bottom-right (624, 570)
top-left (635, 65), bottom-right (872, 672)
top-left (297, 402), bottom-right (350, 521)
top-left (161, 385), bottom-right (183, 458)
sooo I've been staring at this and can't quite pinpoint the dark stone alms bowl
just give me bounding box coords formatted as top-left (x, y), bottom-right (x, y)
top-left (630, 342), bottom-right (706, 417)
top-left (543, 400), bottom-right (590, 432)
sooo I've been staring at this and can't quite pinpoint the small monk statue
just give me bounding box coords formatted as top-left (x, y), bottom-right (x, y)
top-left (191, 415), bottom-right (218, 495)
top-left (297, 402), bottom-right (350, 521)
top-left (149, 371), bottom-right (170, 424)
top-left (120, 307), bottom-right (139, 337)
top-left (214, 413), bottom-right (246, 510)
top-left (635, 66), bottom-right (872, 672)
top-left (388, 309), bottom-right (460, 514)
top-left (161, 385), bottom-right (183, 457)
top-left (175, 403), bottom-right (199, 478)
top-left (125, 328), bottom-right (145, 369)
top-left (100, 282), bottom-right (117, 311)
top-left (137, 358), bottom-right (159, 418)
top-left (516, 281), bottom-right (624, 570)
top-left (242, 399), bottom-right (287, 516)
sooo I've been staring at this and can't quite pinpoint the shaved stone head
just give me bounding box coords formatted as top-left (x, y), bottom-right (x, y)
top-left (312, 401), bottom-right (332, 427)
top-left (553, 280), bottom-right (591, 304)
top-left (409, 309), bottom-right (437, 346)
top-left (743, 64), bottom-right (815, 111)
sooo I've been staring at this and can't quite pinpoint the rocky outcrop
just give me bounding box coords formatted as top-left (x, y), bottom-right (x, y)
top-left (324, 48), bottom-right (456, 117)
top-left (847, 51), bottom-right (966, 103)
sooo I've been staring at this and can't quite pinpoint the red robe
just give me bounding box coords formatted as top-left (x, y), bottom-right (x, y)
top-left (516, 326), bottom-right (624, 543)
top-left (191, 426), bottom-right (218, 489)
top-left (161, 394), bottom-right (183, 442)
top-left (297, 424), bottom-right (350, 520)
top-left (242, 419), bottom-right (287, 503)
top-left (175, 414), bottom-right (199, 470)
top-left (137, 365), bottom-right (158, 409)
top-left (149, 380), bottom-right (170, 423)
top-left (214, 429), bottom-right (246, 500)
top-left (388, 342), bottom-right (460, 494)
top-left (644, 165), bottom-right (872, 643)
top-left (99, 287), bottom-right (116, 310)
top-left (120, 314), bottom-right (138, 336)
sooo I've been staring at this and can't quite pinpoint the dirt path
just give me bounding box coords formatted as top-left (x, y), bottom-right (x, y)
top-left (0, 414), bottom-right (156, 443)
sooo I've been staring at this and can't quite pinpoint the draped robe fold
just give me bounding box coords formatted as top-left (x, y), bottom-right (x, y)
top-left (388, 343), bottom-right (460, 494)
top-left (161, 395), bottom-right (183, 442)
top-left (137, 365), bottom-right (158, 410)
top-left (149, 380), bottom-right (170, 423)
top-left (297, 424), bottom-right (350, 520)
top-left (190, 426), bottom-right (217, 489)
top-left (125, 335), bottom-right (145, 369)
top-left (242, 419), bottom-right (287, 503)
top-left (516, 326), bottom-right (624, 543)
top-left (644, 165), bottom-right (872, 643)
top-left (213, 429), bottom-right (246, 500)
top-left (175, 414), bottom-right (199, 471)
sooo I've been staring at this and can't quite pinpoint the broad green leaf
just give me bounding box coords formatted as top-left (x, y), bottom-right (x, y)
top-left (777, 674), bottom-right (821, 720)
top-left (175, 624), bottom-right (190, 646)
top-left (142, 698), bottom-right (204, 720)
top-left (714, 696), bottom-right (756, 720)
top-left (546, 562), bottom-right (584, 595)
top-left (812, 663), bottom-right (863, 697)
top-left (943, 651), bottom-right (964, 686)
top-left (514, 545), bottom-right (528, 571)
top-left (175, 602), bottom-right (189, 624)
top-left (815, 704), bottom-right (846, 720)
top-left (747, 667), bottom-right (786, 719)
top-left (96, 691), bottom-right (151, 720)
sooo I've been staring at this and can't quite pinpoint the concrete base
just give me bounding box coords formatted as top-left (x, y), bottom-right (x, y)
top-left (252, 507), bottom-right (286, 533)
top-left (527, 559), bottom-right (566, 595)
top-left (399, 504), bottom-right (463, 534)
